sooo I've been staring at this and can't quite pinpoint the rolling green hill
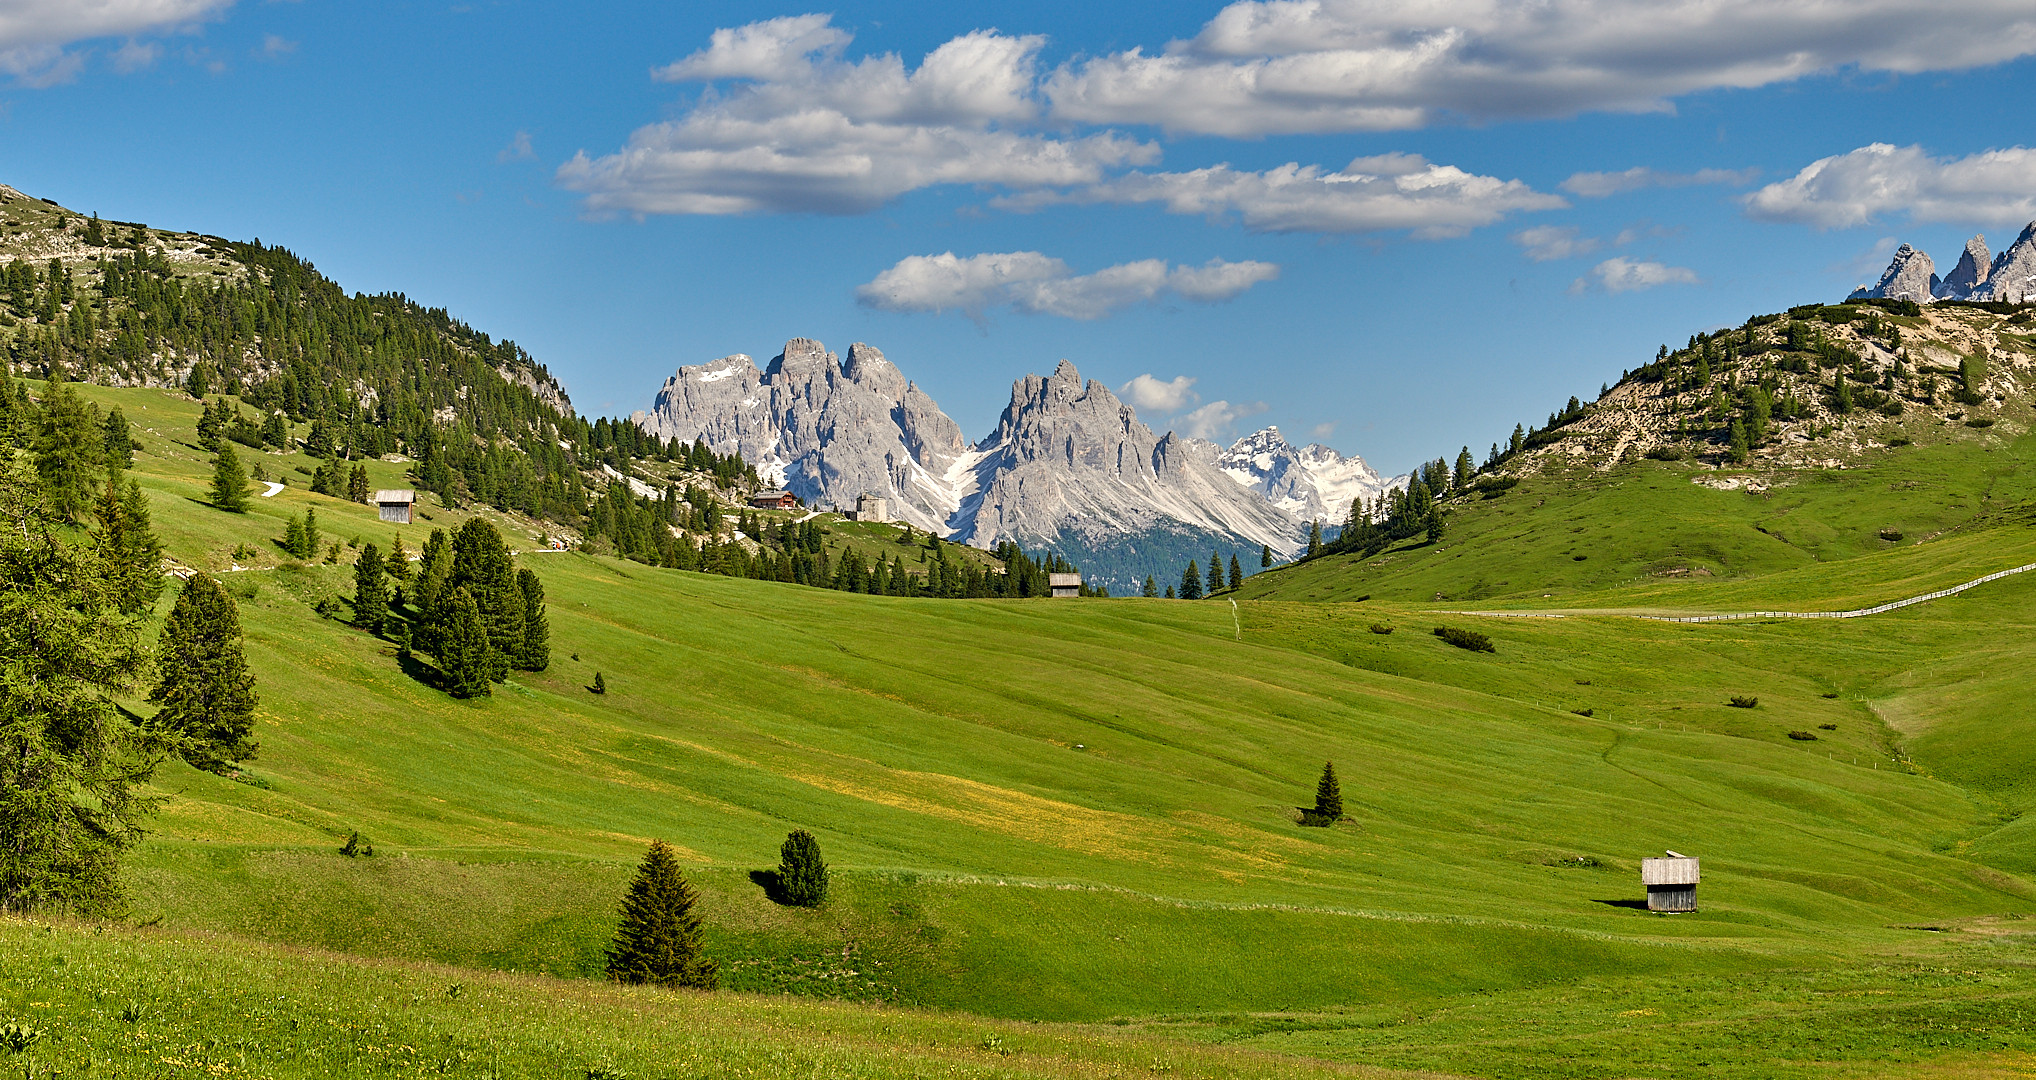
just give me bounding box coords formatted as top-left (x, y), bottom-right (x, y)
top-left (10, 375), bottom-right (2036, 1077)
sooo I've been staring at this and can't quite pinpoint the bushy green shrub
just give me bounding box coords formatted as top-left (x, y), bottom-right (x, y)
top-left (1787, 730), bottom-right (1818, 741)
top-left (1729, 695), bottom-right (1759, 708)
top-left (1368, 623), bottom-right (1393, 635)
top-left (1434, 626), bottom-right (1495, 653)
top-left (776, 829), bottom-right (828, 907)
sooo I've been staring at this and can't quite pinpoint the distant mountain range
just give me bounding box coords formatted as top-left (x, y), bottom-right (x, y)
top-left (634, 340), bottom-right (1401, 586)
top-left (1850, 222), bottom-right (2036, 303)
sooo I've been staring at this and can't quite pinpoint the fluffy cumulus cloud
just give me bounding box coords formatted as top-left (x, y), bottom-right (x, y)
top-left (1011, 153), bottom-right (1564, 237)
top-left (558, 15), bottom-right (1156, 215)
top-left (1119, 373), bottom-right (1199, 412)
top-left (1045, 0), bottom-right (2036, 136)
top-left (1560, 166), bottom-right (1757, 197)
top-left (1743, 143), bottom-right (2036, 228)
top-left (1574, 257), bottom-right (1700, 294)
top-left (855, 251), bottom-right (1278, 320)
top-left (1177, 399), bottom-right (1268, 440)
top-left (0, 0), bottom-right (231, 86)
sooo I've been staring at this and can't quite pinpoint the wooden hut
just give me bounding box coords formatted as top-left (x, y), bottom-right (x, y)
top-left (750, 490), bottom-right (798, 510)
top-left (1640, 851), bottom-right (1699, 911)
top-left (375, 489), bottom-right (415, 525)
top-left (1049, 573), bottom-right (1082, 598)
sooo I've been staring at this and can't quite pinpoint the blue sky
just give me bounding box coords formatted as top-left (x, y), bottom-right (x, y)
top-left (4, 1), bottom-right (2035, 474)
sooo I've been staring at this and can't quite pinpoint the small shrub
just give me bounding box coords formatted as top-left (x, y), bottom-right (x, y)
top-left (1368, 623), bottom-right (1394, 635)
top-left (1965, 417), bottom-right (1996, 428)
top-left (1575, 678), bottom-right (1592, 685)
top-left (1434, 626), bottom-right (1495, 653)
top-left (1572, 707), bottom-right (1594, 717)
top-left (340, 831), bottom-right (374, 857)
top-left (1885, 436), bottom-right (1913, 448)
top-left (1572, 554), bottom-right (1587, 561)
top-left (1297, 809), bottom-right (1337, 827)
top-left (1353, 594), bottom-right (1371, 602)
top-left (1878, 528), bottom-right (1904, 541)
top-left (1475, 476), bottom-right (1520, 499)
top-left (313, 595), bottom-right (345, 619)
top-left (1728, 695), bottom-right (1759, 708)
top-left (1644, 445), bottom-right (1689, 461)
top-left (1788, 730), bottom-right (1819, 741)
top-left (1818, 723), bottom-right (1838, 730)
top-left (591, 671), bottom-right (607, 694)
top-left (1821, 691), bottom-right (1839, 698)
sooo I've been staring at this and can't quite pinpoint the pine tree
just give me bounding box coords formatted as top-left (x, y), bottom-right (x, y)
top-left (284, 515), bottom-right (306, 560)
top-left (1305, 761), bottom-right (1343, 825)
top-left (1307, 520), bottom-right (1323, 557)
top-left (1207, 550), bottom-right (1225, 593)
top-left (438, 587), bottom-right (492, 698)
top-left (210, 444), bottom-right (249, 512)
top-left (1179, 561), bottom-right (1202, 600)
top-left (348, 463), bottom-right (371, 504)
top-left (303, 507), bottom-right (321, 561)
top-left (592, 671), bottom-right (607, 694)
top-left (1261, 544), bottom-right (1272, 568)
top-left (776, 829), bottom-right (829, 907)
top-left (32, 375), bottom-right (105, 521)
top-left (94, 479), bottom-right (165, 615)
top-left (450, 519), bottom-right (523, 682)
top-left (1141, 574), bottom-right (1158, 598)
top-left (606, 840), bottom-right (717, 988)
top-left (354, 543), bottom-right (388, 633)
top-left (150, 573), bottom-right (259, 771)
top-left (515, 568), bottom-right (549, 671)
top-left (102, 406), bottom-right (134, 473)
top-left (1229, 553), bottom-right (1243, 588)
top-left (1729, 417), bottom-right (1751, 464)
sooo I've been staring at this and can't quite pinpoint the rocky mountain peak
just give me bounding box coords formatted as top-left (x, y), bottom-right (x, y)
top-left (842, 342), bottom-right (907, 399)
top-left (1973, 222), bottom-right (2036, 303)
top-left (1851, 243), bottom-right (1938, 302)
top-left (1938, 235), bottom-right (1994, 299)
top-left (1218, 426), bottom-right (1402, 523)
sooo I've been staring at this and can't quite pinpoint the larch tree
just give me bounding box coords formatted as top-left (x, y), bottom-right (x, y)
top-left (94, 478), bottom-right (165, 615)
top-left (438, 587), bottom-right (492, 699)
top-left (515, 568), bottom-right (550, 671)
top-left (149, 573), bottom-right (259, 772)
top-left (606, 839), bottom-right (717, 989)
top-left (210, 444), bottom-right (249, 512)
top-left (102, 405), bottom-right (134, 473)
top-left (353, 543), bottom-right (388, 634)
top-left (32, 375), bottom-right (105, 521)
top-left (0, 461), bottom-right (164, 916)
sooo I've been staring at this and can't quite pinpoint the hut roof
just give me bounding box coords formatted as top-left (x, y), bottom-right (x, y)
top-left (374, 489), bottom-right (416, 504)
top-left (1641, 855), bottom-right (1700, 885)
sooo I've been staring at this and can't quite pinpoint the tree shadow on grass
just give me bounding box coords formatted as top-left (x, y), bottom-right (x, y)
top-left (1593, 899), bottom-right (1652, 910)
top-left (397, 651), bottom-right (446, 692)
top-left (748, 869), bottom-right (790, 905)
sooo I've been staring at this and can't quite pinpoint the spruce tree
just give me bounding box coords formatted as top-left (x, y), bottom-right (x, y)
top-left (1164, 584), bottom-right (1176, 599)
top-left (438, 587), bottom-right (492, 698)
top-left (1229, 553), bottom-right (1243, 588)
top-left (606, 840), bottom-right (717, 989)
top-left (592, 671), bottom-right (607, 694)
top-left (1179, 561), bottom-right (1202, 600)
top-left (150, 573), bottom-right (259, 771)
top-left (776, 829), bottom-right (829, 907)
top-left (102, 406), bottom-right (134, 472)
top-left (1728, 417), bottom-right (1751, 464)
top-left (32, 375), bottom-right (104, 521)
top-left (354, 543), bottom-right (388, 633)
top-left (411, 529), bottom-right (453, 654)
top-left (515, 568), bottom-right (549, 671)
top-left (94, 479), bottom-right (165, 615)
top-left (1208, 550), bottom-right (1225, 593)
top-left (1307, 520), bottom-right (1323, 556)
top-left (302, 507), bottom-right (321, 559)
top-left (450, 519), bottom-right (523, 682)
top-left (210, 444), bottom-right (249, 512)
top-left (1306, 761), bottom-right (1343, 825)
top-left (1142, 574), bottom-right (1158, 598)
top-left (1261, 544), bottom-right (1272, 568)
top-left (348, 464), bottom-right (370, 504)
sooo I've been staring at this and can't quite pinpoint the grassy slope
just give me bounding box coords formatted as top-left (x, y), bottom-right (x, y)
top-left (23, 381), bottom-right (2036, 1077)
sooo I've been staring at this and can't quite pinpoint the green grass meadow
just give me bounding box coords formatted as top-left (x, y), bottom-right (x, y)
top-left (11, 382), bottom-right (2036, 1077)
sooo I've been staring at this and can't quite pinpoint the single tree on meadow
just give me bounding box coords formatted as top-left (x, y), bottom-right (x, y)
top-left (1303, 761), bottom-right (1343, 826)
top-left (777, 829), bottom-right (829, 907)
top-left (210, 444), bottom-right (248, 512)
top-left (606, 840), bottom-right (717, 989)
top-left (151, 573), bottom-right (259, 771)
top-left (353, 543), bottom-right (388, 634)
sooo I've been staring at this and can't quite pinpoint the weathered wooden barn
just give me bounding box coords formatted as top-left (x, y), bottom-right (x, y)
top-left (375, 489), bottom-right (415, 525)
top-left (1050, 573), bottom-right (1082, 598)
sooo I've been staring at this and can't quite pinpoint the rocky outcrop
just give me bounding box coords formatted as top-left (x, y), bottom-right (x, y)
top-left (1974, 222), bottom-right (2036, 303)
top-left (950, 360), bottom-right (1303, 555)
top-left (633, 339), bottom-right (966, 531)
top-left (1216, 427), bottom-right (1404, 524)
top-left (1936, 235), bottom-right (1994, 300)
top-left (1850, 244), bottom-right (1938, 302)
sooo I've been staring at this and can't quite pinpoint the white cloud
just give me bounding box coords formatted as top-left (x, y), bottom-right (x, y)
top-left (856, 252), bottom-right (1276, 320)
top-left (497, 130), bottom-right (536, 163)
top-left (560, 15), bottom-right (1155, 216)
top-left (1011, 153), bottom-right (1564, 236)
top-left (0, 0), bottom-right (232, 85)
top-left (1045, 1), bottom-right (2036, 136)
top-left (1120, 373), bottom-right (1200, 412)
top-left (110, 39), bottom-right (159, 73)
top-left (1576, 257), bottom-right (1700, 294)
top-left (1743, 143), bottom-right (2036, 228)
top-left (258, 33), bottom-right (294, 59)
top-left (1177, 399), bottom-right (1267, 440)
top-left (1560, 166), bottom-right (1758, 197)
top-left (1310, 421), bottom-right (1336, 440)
top-left (1513, 225), bottom-right (1602, 261)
